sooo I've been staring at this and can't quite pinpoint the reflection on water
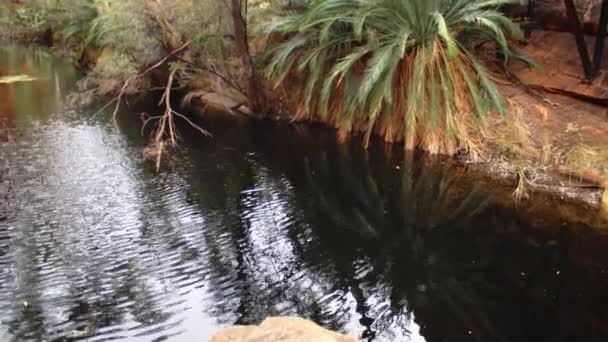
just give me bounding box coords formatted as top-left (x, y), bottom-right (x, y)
top-left (0, 47), bottom-right (77, 129)
top-left (1, 46), bottom-right (607, 342)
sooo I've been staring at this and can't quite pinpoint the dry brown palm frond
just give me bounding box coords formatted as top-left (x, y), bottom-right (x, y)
top-left (265, 0), bottom-right (531, 157)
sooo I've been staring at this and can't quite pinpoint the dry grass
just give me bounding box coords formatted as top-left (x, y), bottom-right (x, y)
top-left (561, 145), bottom-right (608, 188)
top-left (565, 145), bottom-right (608, 175)
top-left (482, 100), bottom-right (536, 161)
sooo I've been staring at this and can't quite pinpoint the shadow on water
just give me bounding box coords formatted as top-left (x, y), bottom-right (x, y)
top-left (181, 122), bottom-right (608, 342)
top-left (0, 45), bottom-right (607, 342)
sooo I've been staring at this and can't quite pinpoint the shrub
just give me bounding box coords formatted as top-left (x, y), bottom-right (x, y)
top-left (266, 0), bottom-right (529, 155)
top-left (0, 1), bottom-right (50, 40)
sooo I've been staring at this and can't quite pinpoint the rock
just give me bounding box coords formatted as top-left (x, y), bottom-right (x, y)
top-left (210, 317), bottom-right (359, 342)
top-left (533, 0), bottom-right (604, 34)
top-left (79, 47), bottom-right (104, 69)
top-left (199, 92), bottom-right (253, 117)
top-left (510, 31), bottom-right (608, 102)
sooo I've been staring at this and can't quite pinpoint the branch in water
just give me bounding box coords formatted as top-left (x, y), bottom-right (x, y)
top-left (93, 41), bottom-right (211, 172)
top-left (90, 41), bottom-right (192, 123)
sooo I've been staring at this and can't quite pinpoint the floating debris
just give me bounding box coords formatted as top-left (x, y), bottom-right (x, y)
top-left (0, 75), bottom-right (38, 84)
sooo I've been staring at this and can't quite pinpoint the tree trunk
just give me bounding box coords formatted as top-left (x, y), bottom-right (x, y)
top-left (146, 0), bottom-right (184, 51)
top-left (230, 0), bottom-right (267, 114)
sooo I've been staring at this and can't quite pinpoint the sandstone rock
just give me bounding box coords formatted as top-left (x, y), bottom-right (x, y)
top-left (510, 31), bottom-right (608, 102)
top-left (198, 92), bottom-right (253, 116)
top-left (533, 0), bottom-right (604, 34)
top-left (210, 317), bottom-right (359, 342)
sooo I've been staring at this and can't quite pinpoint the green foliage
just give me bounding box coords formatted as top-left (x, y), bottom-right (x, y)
top-left (3, 0), bottom-right (229, 64)
top-left (93, 52), bottom-right (138, 78)
top-left (0, 1), bottom-right (50, 39)
top-left (266, 0), bottom-right (529, 155)
top-left (51, 0), bottom-right (98, 43)
top-left (47, 1), bottom-right (161, 66)
top-left (15, 6), bottom-right (49, 31)
top-left (1, 0), bottom-right (248, 93)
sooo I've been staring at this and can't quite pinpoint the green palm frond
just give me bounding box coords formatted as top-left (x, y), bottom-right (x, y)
top-left (265, 0), bottom-right (530, 155)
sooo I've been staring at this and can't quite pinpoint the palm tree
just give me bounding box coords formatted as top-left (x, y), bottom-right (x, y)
top-left (265, 0), bottom-right (529, 156)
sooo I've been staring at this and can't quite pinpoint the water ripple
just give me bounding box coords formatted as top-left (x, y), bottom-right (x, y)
top-left (2, 46), bottom-right (608, 342)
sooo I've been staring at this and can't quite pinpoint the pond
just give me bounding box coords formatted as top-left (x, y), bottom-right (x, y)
top-left (1, 46), bottom-right (607, 342)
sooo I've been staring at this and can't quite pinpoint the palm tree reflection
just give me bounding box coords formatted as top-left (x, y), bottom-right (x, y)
top-left (177, 125), bottom-right (502, 341)
top-left (293, 141), bottom-right (494, 341)
top-left (192, 127), bottom-right (608, 342)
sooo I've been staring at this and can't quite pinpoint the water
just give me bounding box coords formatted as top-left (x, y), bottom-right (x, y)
top-left (1, 46), bottom-right (607, 342)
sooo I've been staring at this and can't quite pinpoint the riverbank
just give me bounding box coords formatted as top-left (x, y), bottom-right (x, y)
top-left (2, 1), bottom-right (607, 229)
top-left (188, 30), bottom-right (608, 230)
top-left (4, 32), bottom-right (608, 230)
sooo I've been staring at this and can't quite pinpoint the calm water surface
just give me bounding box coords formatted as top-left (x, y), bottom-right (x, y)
top-left (1, 46), bottom-right (607, 342)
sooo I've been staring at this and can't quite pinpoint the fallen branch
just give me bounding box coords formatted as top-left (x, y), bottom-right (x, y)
top-left (90, 41), bottom-right (192, 123)
top-left (92, 41), bottom-right (213, 172)
top-left (149, 64), bottom-right (212, 171)
top-left (172, 55), bottom-right (245, 95)
top-left (140, 112), bottom-right (163, 136)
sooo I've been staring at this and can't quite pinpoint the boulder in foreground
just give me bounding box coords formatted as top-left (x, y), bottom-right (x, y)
top-left (210, 317), bottom-right (358, 342)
